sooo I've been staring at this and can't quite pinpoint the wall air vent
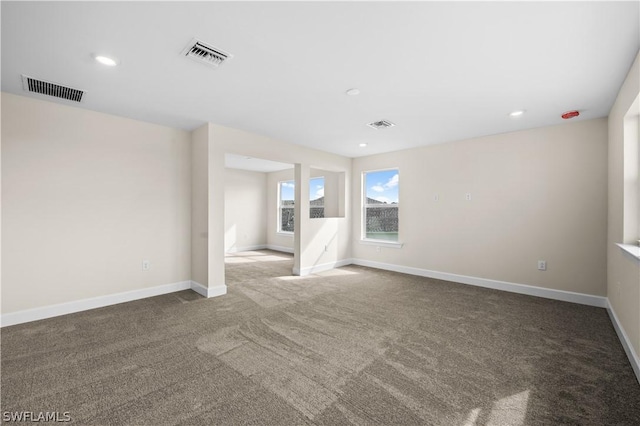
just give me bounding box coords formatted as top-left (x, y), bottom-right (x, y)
top-left (21, 75), bottom-right (85, 102)
top-left (181, 38), bottom-right (232, 68)
top-left (367, 120), bottom-right (395, 130)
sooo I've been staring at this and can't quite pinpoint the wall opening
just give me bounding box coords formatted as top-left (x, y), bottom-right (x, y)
top-left (623, 93), bottom-right (640, 244)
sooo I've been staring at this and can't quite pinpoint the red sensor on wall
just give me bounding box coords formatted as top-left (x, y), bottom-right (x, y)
top-left (561, 110), bottom-right (580, 120)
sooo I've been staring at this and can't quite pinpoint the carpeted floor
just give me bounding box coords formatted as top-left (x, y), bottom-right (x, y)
top-left (2, 249), bottom-right (639, 425)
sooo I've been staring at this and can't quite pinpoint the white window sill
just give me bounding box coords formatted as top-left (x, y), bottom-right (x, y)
top-left (277, 232), bottom-right (294, 238)
top-left (616, 243), bottom-right (640, 260)
top-left (360, 239), bottom-right (404, 249)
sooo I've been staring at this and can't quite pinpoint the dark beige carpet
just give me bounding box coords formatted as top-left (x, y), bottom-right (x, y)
top-left (2, 249), bottom-right (639, 425)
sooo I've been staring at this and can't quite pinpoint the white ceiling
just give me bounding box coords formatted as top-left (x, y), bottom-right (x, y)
top-left (2, 2), bottom-right (639, 158)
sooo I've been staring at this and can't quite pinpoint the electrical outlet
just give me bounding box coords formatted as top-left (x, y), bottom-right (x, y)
top-left (465, 193), bottom-right (472, 201)
top-left (142, 260), bottom-right (150, 271)
top-left (434, 194), bottom-right (439, 201)
top-left (537, 260), bottom-right (546, 271)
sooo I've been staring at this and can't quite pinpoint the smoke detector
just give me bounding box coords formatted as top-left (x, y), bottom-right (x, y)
top-left (181, 38), bottom-right (232, 68)
top-left (367, 120), bottom-right (395, 130)
top-left (21, 75), bottom-right (85, 102)
top-left (561, 110), bottom-right (580, 120)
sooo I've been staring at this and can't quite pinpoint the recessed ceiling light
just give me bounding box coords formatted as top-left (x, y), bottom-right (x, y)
top-left (94, 55), bottom-right (118, 66)
top-left (346, 88), bottom-right (360, 96)
top-left (359, 143), bottom-right (368, 148)
top-left (509, 110), bottom-right (526, 118)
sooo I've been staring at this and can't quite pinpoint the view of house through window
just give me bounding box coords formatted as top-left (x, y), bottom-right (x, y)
top-left (363, 169), bottom-right (399, 241)
top-left (278, 177), bottom-right (326, 232)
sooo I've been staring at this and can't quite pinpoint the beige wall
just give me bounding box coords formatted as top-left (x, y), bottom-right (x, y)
top-left (608, 51), bottom-right (640, 356)
top-left (1, 93), bottom-right (4, 317)
top-left (2, 93), bottom-right (191, 313)
top-left (353, 118), bottom-right (608, 296)
top-left (191, 124), bottom-right (208, 287)
top-left (224, 168), bottom-right (267, 252)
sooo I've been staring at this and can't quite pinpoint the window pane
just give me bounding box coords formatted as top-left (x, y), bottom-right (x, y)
top-left (364, 170), bottom-right (399, 241)
top-left (310, 177), bottom-right (324, 218)
top-left (279, 180), bottom-right (294, 232)
top-left (281, 207), bottom-right (294, 232)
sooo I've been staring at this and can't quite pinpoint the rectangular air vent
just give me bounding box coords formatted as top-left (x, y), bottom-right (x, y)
top-left (21, 75), bottom-right (85, 102)
top-left (181, 38), bottom-right (232, 68)
top-left (367, 120), bottom-right (395, 130)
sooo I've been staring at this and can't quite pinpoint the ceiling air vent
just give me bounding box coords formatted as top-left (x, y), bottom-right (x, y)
top-left (367, 120), bottom-right (395, 130)
top-left (21, 75), bottom-right (85, 102)
top-left (181, 38), bottom-right (232, 68)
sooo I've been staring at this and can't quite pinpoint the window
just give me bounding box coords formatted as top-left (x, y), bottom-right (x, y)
top-left (623, 94), bottom-right (639, 245)
top-left (310, 169), bottom-right (346, 218)
top-left (617, 93), bottom-right (639, 259)
top-left (278, 180), bottom-right (295, 233)
top-left (310, 177), bottom-right (325, 219)
top-left (278, 176), bottom-right (329, 231)
top-left (363, 169), bottom-right (399, 241)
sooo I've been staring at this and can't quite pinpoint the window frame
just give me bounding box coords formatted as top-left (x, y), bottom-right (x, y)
top-left (309, 176), bottom-right (325, 219)
top-left (618, 94), bottom-right (640, 259)
top-left (277, 179), bottom-right (295, 234)
top-left (361, 168), bottom-right (401, 246)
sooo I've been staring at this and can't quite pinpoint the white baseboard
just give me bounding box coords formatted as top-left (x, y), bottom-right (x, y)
top-left (1, 280), bottom-right (230, 327)
top-left (1, 280), bottom-right (192, 327)
top-left (350, 259), bottom-right (608, 308)
top-left (191, 281), bottom-right (227, 298)
top-left (294, 259), bottom-right (352, 276)
top-left (225, 244), bottom-right (267, 253)
top-left (190, 280), bottom-right (208, 297)
top-left (606, 300), bottom-right (640, 384)
top-left (227, 244), bottom-right (294, 255)
top-left (266, 244), bottom-right (294, 254)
